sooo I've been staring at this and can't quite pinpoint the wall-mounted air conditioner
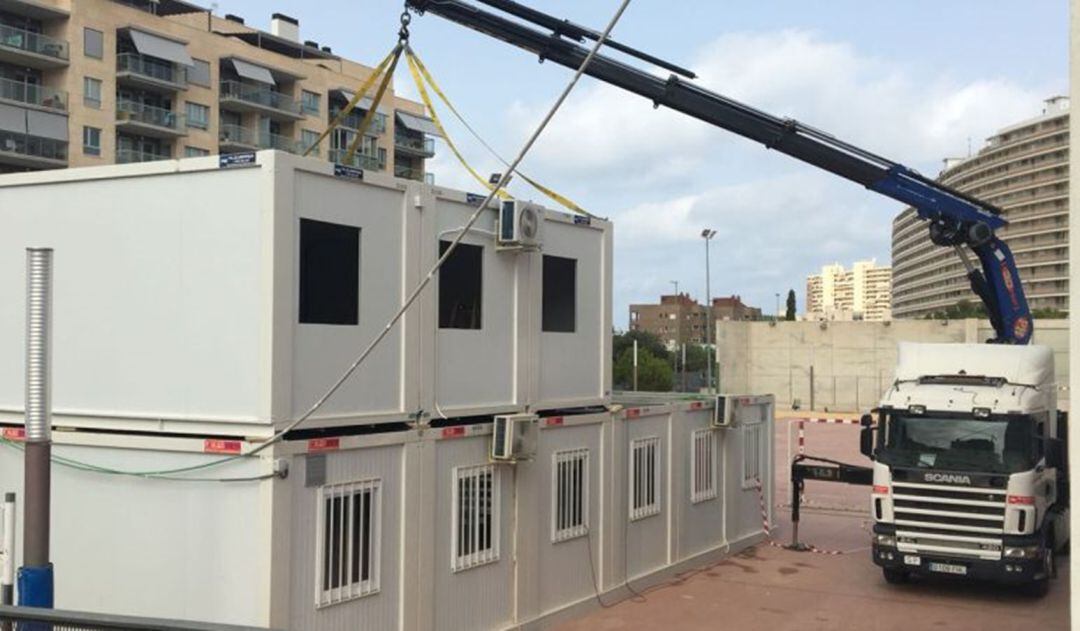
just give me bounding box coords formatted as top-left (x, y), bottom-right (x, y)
top-left (491, 413), bottom-right (539, 462)
top-left (497, 200), bottom-right (543, 251)
top-left (712, 395), bottom-right (736, 428)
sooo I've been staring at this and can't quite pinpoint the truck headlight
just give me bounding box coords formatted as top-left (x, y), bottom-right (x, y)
top-left (875, 534), bottom-right (896, 547)
top-left (1003, 545), bottom-right (1040, 559)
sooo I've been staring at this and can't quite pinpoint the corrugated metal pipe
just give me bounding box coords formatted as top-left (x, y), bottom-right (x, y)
top-left (24, 248), bottom-right (52, 444)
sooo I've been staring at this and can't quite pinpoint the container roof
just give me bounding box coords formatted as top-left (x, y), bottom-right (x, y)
top-left (895, 342), bottom-right (1054, 387)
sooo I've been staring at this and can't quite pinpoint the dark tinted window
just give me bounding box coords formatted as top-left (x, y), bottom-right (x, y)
top-left (299, 218), bottom-right (359, 325)
top-left (438, 241), bottom-right (482, 329)
top-left (542, 255), bottom-right (576, 332)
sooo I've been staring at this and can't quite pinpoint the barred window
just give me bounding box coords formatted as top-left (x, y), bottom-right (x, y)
top-left (742, 422), bottom-right (765, 487)
top-left (552, 449), bottom-right (589, 542)
top-left (452, 464), bottom-right (499, 571)
top-left (316, 479), bottom-right (381, 607)
top-left (629, 436), bottom-right (661, 521)
top-left (690, 428), bottom-right (717, 503)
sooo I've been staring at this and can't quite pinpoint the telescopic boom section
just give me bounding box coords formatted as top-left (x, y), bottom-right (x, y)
top-left (406, 0), bottom-right (1034, 344)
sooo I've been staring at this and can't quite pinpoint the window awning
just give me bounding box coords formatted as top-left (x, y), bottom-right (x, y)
top-left (26, 110), bottom-right (67, 141)
top-left (129, 29), bottom-right (194, 67)
top-left (230, 59), bottom-right (276, 86)
top-left (395, 110), bottom-right (441, 137)
top-left (333, 89), bottom-right (388, 114)
top-left (0, 103), bottom-right (26, 134)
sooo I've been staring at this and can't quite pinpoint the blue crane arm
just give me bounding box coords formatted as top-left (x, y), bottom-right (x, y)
top-left (405, 0), bottom-right (1034, 343)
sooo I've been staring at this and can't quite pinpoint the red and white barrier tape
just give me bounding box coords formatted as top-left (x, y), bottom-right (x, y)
top-left (787, 417), bottom-right (862, 425)
top-left (754, 479), bottom-right (844, 556)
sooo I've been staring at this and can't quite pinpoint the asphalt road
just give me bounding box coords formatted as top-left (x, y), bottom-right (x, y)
top-left (557, 418), bottom-right (1070, 631)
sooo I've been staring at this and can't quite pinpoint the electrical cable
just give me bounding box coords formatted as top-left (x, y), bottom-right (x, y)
top-left (6, 0), bottom-right (632, 482)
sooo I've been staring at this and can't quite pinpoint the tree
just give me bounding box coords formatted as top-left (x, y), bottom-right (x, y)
top-left (785, 289), bottom-right (797, 321)
top-left (613, 347), bottom-right (673, 392)
top-left (924, 299), bottom-right (985, 320)
top-left (612, 330), bottom-right (671, 364)
top-left (1031, 308), bottom-right (1068, 319)
top-left (682, 343), bottom-right (709, 372)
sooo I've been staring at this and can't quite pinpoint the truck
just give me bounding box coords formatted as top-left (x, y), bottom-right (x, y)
top-left (862, 342), bottom-right (1068, 595)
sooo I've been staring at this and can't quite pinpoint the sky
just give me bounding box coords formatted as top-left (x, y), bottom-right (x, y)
top-left (216, 0), bottom-right (1067, 326)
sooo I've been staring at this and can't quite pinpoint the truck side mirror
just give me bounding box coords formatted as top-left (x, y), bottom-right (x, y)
top-left (859, 413), bottom-right (874, 459)
top-left (1046, 438), bottom-right (1064, 469)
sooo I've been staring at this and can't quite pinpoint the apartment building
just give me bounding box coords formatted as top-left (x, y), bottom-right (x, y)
top-left (628, 293), bottom-right (761, 349)
top-left (0, 0), bottom-right (437, 180)
top-left (805, 259), bottom-right (892, 321)
top-left (892, 96), bottom-right (1069, 317)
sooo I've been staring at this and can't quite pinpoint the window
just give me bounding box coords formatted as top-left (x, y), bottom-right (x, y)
top-left (452, 464), bottom-right (499, 572)
top-left (316, 479), bottom-right (381, 607)
top-left (184, 146), bottom-right (209, 158)
top-left (629, 436), bottom-right (660, 520)
top-left (83, 77), bottom-right (101, 109)
top-left (542, 255), bottom-right (576, 333)
top-left (302, 90), bottom-right (321, 116)
top-left (188, 59), bottom-right (211, 87)
top-left (742, 422), bottom-right (765, 488)
top-left (185, 102), bottom-right (209, 129)
top-left (299, 218), bottom-right (360, 325)
top-left (82, 126), bottom-right (101, 156)
top-left (552, 449), bottom-right (589, 542)
top-left (438, 240), bottom-right (482, 329)
top-left (301, 129), bottom-right (321, 154)
top-left (690, 429), bottom-right (717, 503)
top-left (84, 28), bottom-right (103, 59)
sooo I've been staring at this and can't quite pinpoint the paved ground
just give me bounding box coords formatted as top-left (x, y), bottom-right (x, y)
top-left (557, 418), bottom-right (1070, 631)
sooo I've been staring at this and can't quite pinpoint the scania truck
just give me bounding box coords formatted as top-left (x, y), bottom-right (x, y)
top-left (863, 342), bottom-right (1068, 595)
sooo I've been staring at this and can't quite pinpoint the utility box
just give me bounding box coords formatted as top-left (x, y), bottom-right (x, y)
top-left (0, 151), bottom-right (611, 437)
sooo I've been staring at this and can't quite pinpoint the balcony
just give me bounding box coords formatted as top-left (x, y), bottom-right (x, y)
top-left (219, 80), bottom-right (302, 120)
top-left (394, 132), bottom-right (435, 158)
top-left (117, 53), bottom-right (187, 92)
top-left (0, 77), bottom-right (66, 111)
top-left (330, 108), bottom-right (387, 135)
top-left (394, 162), bottom-right (433, 183)
top-left (0, 23), bottom-right (68, 69)
top-left (116, 100), bottom-right (185, 138)
top-left (218, 124), bottom-right (298, 154)
top-left (116, 147), bottom-right (172, 164)
top-left (0, 129), bottom-right (67, 169)
top-left (329, 148), bottom-right (385, 170)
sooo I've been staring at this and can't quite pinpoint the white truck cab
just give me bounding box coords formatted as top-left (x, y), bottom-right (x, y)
top-left (863, 342), bottom-right (1068, 595)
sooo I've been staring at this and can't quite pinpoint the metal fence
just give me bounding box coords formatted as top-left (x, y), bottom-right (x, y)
top-left (0, 606), bottom-right (274, 631)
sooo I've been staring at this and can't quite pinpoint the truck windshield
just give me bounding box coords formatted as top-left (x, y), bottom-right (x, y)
top-left (879, 413), bottom-right (1037, 474)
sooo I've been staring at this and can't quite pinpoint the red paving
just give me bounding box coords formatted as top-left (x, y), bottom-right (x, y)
top-left (557, 418), bottom-right (1070, 631)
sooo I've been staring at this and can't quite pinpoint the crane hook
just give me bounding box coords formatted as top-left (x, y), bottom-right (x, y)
top-left (399, 9), bottom-right (412, 46)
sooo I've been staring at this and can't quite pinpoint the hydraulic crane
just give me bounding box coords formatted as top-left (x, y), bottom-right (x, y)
top-left (404, 0), bottom-right (1033, 344)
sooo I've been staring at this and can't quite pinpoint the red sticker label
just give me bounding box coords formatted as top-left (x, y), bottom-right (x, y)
top-left (204, 439), bottom-right (242, 454)
top-left (626, 408), bottom-right (641, 419)
top-left (545, 416), bottom-right (564, 427)
top-left (2, 427), bottom-right (25, 441)
top-left (441, 426), bottom-right (466, 439)
top-left (308, 437), bottom-right (340, 453)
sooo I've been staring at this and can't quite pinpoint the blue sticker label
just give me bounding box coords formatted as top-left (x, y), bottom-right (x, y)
top-left (334, 164), bottom-right (364, 180)
top-left (466, 193), bottom-right (487, 206)
top-left (573, 215), bottom-right (591, 226)
top-left (219, 152), bottom-right (256, 168)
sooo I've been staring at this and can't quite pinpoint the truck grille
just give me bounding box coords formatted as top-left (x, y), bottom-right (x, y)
top-left (891, 481), bottom-right (1006, 560)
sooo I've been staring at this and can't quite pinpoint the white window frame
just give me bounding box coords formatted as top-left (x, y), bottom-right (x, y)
top-left (742, 422), bottom-right (765, 489)
top-left (185, 102), bottom-right (209, 129)
top-left (690, 428), bottom-right (717, 503)
top-left (551, 448), bottom-right (589, 543)
top-left (315, 478), bottom-right (382, 608)
top-left (629, 436), bottom-right (661, 521)
top-left (451, 464), bottom-right (500, 572)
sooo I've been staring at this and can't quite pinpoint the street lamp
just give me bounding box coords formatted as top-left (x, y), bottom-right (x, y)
top-left (775, 292), bottom-right (780, 322)
top-left (701, 229), bottom-right (716, 394)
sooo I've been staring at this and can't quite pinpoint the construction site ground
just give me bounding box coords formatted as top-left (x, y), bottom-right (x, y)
top-left (557, 416), bottom-right (1070, 631)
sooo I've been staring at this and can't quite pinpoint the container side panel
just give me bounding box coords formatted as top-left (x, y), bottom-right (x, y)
top-left (624, 416), bottom-right (668, 578)
top-left (676, 408), bottom-right (727, 559)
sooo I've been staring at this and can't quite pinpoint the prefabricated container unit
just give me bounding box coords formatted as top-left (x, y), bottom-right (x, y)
top-left (0, 151), bottom-right (612, 439)
top-left (0, 395), bottom-right (774, 630)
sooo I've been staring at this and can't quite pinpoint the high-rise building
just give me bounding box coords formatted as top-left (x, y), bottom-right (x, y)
top-left (891, 97), bottom-right (1069, 317)
top-left (629, 294), bottom-right (761, 349)
top-left (805, 259), bottom-right (892, 321)
top-left (0, 0), bottom-right (436, 179)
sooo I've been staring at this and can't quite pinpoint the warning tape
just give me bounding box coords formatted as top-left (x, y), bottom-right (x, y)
top-left (753, 479), bottom-right (845, 556)
top-left (788, 417), bottom-right (862, 425)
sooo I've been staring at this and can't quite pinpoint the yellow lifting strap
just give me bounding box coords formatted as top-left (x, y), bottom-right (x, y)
top-left (406, 48), bottom-right (595, 217)
top-left (344, 46), bottom-right (403, 165)
top-left (303, 44), bottom-right (401, 159)
top-left (404, 52), bottom-right (512, 201)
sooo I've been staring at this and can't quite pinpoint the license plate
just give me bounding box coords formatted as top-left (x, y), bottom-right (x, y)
top-left (928, 562), bottom-right (967, 575)
top-left (903, 555), bottom-right (920, 566)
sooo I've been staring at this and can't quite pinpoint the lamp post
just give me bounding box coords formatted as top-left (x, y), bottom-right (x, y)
top-left (775, 292), bottom-right (780, 322)
top-left (670, 280), bottom-right (680, 384)
top-left (701, 229), bottom-right (716, 394)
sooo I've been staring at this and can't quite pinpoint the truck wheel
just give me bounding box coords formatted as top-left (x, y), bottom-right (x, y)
top-left (882, 567), bottom-right (909, 584)
top-left (1024, 536), bottom-right (1054, 598)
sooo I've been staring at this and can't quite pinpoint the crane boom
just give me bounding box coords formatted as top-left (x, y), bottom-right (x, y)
top-left (405, 0), bottom-right (1033, 344)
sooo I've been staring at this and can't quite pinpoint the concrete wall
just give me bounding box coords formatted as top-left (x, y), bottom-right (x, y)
top-left (716, 319), bottom-right (1070, 413)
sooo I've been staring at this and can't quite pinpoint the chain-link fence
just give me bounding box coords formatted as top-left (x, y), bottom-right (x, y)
top-left (0, 606), bottom-right (275, 631)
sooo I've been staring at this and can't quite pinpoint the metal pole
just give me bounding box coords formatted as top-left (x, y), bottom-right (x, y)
top-left (1, 492), bottom-right (14, 607)
top-left (809, 365), bottom-right (815, 412)
top-left (632, 339), bottom-right (638, 391)
top-left (681, 343), bottom-right (687, 392)
top-left (20, 248), bottom-right (53, 609)
top-left (703, 230), bottom-right (714, 394)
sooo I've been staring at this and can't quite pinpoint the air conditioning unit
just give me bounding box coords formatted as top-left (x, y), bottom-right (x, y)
top-left (497, 200), bottom-right (543, 250)
top-left (712, 395), bottom-right (736, 428)
top-left (491, 413), bottom-right (539, 462)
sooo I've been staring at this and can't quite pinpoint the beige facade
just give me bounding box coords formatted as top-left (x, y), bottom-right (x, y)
top-left (0, 0), bottom-right (435, 180)
top-left (628, 293), bottom-right (762, 349)
top-left (805, 259), bottom-right (891, 321)
top-left (891, 96), bottom-right (1069, 318)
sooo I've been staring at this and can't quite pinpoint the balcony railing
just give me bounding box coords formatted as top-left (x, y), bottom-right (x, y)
top-left (0, 129), bottom-right (67, 161)
top-left (0, 23), bottom-right (68, 60)
top-left (116, 147), bottom-right (172, 163)
top-left (220, 80), bottom-right (301, 115)
top-left (0, 77), bottom-right (66, 110)
top-left (394, 132), bottom-right (435, 156)
top-left (329, 148), bottom-right (385, 170)
top-left (117, 53), bottom-right (187, 86)
top-left (330, 109), bottom-right (387, 135)
top-left (258, 132), bottom-right (298, 153)
top-left (219, 123), bottom-right (256, 147)
top-left (394, 162), bottom-right (429, 181)
top-left (117, 99), bottom-right (180, 130)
